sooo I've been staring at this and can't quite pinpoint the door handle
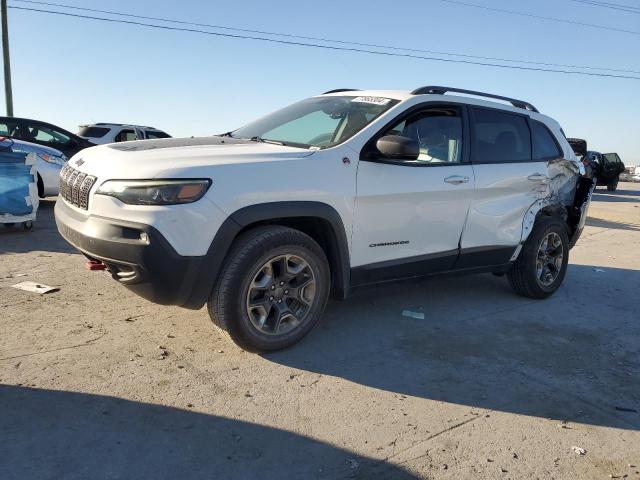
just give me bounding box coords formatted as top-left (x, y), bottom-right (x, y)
top-left (528, 173), bottom-right (547, 181)
top-left (444, 175), bottom-right (469, 185)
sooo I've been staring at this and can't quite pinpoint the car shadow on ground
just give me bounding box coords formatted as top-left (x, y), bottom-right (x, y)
top-left (586, 217), bottom-right (640, 231)
top-left (592, 188), bottom-right (640, 203)
top-left (0, 385), bottom-right (416, 480)
top-left (267, 265), bottom-right (640, 431)
top-left (0, 199), bottom-right (76, 255)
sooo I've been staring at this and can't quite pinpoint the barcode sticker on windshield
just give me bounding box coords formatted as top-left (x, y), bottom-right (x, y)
top-left (351, 96), bottom-right (391, 105)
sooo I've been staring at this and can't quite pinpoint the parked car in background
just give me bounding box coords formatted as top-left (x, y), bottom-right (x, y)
top-left (586, 151), bottom-right (625, 191)
top-left (0, 116), bottom-right (95, 158)
top-left (0, 137), bottom-right (66, 197)
top-left (78, 123), bottom-right (171, 144)
top-left (620, 165), bottom-right (640, 182)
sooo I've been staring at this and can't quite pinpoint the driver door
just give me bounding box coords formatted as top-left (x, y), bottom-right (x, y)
top-left (351, 104), bottom-right (474, 285)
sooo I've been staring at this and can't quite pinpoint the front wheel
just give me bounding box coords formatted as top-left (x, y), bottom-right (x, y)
top-left (507, 216), bottom-right (569, 299)
top-left (607, 179), bottom-right (618, 192)
top-left (208, 226), bottom-right (330, 352)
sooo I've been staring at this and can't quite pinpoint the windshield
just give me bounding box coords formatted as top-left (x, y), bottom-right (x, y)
top-left (232, 96), bottom-right (399, 149)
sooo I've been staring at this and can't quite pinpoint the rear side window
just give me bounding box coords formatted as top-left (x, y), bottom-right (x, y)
top-left (146, 130), bottom-right (170, 139)
top-left (78, 126), bottom-right (110, 138)
top-left (472, 108), bottom-right (531, 163)
top-left (531, 121), bottom-right (562, 160)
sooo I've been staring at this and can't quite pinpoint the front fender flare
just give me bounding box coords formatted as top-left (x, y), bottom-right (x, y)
top-left (183, 201), bottom-right (351, 309)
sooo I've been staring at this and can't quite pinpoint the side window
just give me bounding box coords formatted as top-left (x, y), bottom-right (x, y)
top-left (146, 131), bottom-right (170, 139)
top-left (0, 122), bottom-right (9, 135)
top-left (472, 108), bottom-right (531, 163)
top-left (603, 153), bottom-right (621, 165)
top-left (531, 121), bottom-right (562, 160)
top-left (379, 107), bottom-right (463, 164)
top-left (32, 125), bottom-right (71, 146)
top-left (115, 129), bottom-right (136, 142)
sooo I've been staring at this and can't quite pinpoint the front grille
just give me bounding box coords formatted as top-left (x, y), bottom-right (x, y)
top-left (59, 164), bottom-right (96, 210)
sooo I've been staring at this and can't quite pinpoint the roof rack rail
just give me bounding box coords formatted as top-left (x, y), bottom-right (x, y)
top-left (411, 86), bottom-right (539, 113)
top-left (322, 88), bottom-right (360, 95)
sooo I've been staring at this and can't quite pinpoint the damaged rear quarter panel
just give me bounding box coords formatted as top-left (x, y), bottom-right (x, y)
top-left (518, 157), bottom-right (587, 251)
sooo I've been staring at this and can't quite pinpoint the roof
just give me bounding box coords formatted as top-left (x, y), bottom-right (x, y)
top-left (80, 123), bottom-right (162, 130)
top-left (321, 89), bottom-right (413, 101)
top-left (321, 86), bottom-right (542, 116)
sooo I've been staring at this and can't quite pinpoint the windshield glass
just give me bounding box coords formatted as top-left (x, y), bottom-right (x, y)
top-left (232, 96), bottom-right (399, 149)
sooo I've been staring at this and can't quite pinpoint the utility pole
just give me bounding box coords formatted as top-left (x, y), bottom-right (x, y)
top-left (1, 0), bottom-right (13, 116)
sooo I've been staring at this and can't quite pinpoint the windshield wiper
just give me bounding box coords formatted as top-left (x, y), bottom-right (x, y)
top-left (219, 131), bottom-right (234, 137)
top-left (249, 136), bottom-right (286, 146)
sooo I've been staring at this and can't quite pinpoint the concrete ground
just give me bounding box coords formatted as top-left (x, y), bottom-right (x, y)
top-left (1, 183), bottom-right (639, 480)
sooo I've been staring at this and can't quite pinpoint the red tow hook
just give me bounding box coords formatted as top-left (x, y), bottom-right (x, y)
top-left (85, 260), bottom-right (107, 271)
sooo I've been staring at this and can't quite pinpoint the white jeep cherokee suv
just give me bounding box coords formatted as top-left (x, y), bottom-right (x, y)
top-left (55, 86), bottom-right (594, 352)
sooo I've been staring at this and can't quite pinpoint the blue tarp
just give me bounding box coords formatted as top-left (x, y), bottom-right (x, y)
top-left (0, 150), bottom-right (34, 217)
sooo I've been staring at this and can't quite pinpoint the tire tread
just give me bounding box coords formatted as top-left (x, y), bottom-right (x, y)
top-left (507, 216), bottom-right (569, 299)
top-left (208, 225), bottom-right (329, 352)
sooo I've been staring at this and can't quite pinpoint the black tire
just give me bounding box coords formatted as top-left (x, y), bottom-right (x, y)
top-left (507, 216), bottom-right (569, 299)
top-left (37, 174), bottom-right (44, 198)
top-left (208, 225), bottom-right (330, 352)
top-left (607, 180), bottom-right (618, 192)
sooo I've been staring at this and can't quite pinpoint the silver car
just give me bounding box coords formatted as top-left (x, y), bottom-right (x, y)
top-left (0, 137), bottom-right (66, 197)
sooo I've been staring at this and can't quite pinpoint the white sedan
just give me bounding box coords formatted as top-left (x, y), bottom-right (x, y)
top-left (0, 137), bottom-right (66, 197)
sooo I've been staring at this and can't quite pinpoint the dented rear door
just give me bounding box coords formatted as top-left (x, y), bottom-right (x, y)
top-left (458, 108), bottom-right (554, 267)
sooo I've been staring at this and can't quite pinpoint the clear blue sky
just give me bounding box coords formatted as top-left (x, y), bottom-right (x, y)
top-left (3, 0), bottom-right (640, 164)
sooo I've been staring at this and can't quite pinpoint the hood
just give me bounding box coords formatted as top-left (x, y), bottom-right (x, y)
top-left (0, 137), bottom-right (66, 158)
top-left (70, 136), bottom-right (316, 179)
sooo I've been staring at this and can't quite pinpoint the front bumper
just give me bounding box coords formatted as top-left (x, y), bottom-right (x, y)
top-left (54, 199), bottom-right (206, 307)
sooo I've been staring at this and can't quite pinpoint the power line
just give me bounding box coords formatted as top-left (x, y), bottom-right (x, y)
top-left (9, 5), bottom-right (640, 80)
top-left (9, 0), bottom-right (640, 74)
top-left (569, 0), bottom-right (640, 14)
top-left (12, 0), bottom-right (640, 74)
top-left (437, 0), bottom-right (640, 35)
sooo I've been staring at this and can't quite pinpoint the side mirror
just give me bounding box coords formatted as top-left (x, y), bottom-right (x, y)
top-left (375, 135), bottom-right (419, 160)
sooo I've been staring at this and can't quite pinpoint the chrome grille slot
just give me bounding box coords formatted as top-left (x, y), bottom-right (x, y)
top-left (78, 176), bottom-right (96, 210)
top-left (71, 173), bottom-right (86, 205)
top-left (66, 170), bottom-right (79, 202)
top-left (59, 164), bottom-right (96, 210)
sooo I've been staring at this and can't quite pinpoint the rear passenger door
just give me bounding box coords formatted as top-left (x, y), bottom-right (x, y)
top-left (458, 108), bottom-right (561, 267)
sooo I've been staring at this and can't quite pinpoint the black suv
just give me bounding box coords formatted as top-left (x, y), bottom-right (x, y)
top-left (587, 151), bottom-right (625, 191)
top-left (0, 117), bottom-right (95, 158)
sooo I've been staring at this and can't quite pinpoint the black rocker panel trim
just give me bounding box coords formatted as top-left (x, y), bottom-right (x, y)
top-left (351, 246), bottom-right (517, 287)
top-left (351, 249), bottom-right (458, 286)
top-left (454, 245), bottom-right (517, 269)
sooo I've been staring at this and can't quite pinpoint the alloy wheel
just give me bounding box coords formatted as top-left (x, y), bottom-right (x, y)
top-left (536, 232), bottom-right (564, 287)
top-left (245, 254), bottom-right (317, 335)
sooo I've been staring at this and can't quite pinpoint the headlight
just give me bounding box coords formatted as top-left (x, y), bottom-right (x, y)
top-left (37, 153), bottom-right (66, 166)
top-left (96, 179), bottom-right (211, 205)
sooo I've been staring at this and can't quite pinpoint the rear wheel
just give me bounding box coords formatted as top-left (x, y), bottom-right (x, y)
top-left (607, 179), bottom-right (618, 192)
top-left (37, 174), bottom-right (44, 198)
top-left (508, 216), bottom-right (569, 299)
top-left (208, 226), bottom-right (330, 352)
